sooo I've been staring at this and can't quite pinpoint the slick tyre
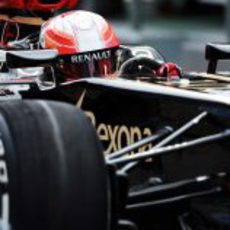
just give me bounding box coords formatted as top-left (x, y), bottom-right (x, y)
top-left (0, 100), bottom-right (109, 230)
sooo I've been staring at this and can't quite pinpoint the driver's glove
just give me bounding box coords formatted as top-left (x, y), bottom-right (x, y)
top-left (155, 62), bottom-right (182, 81)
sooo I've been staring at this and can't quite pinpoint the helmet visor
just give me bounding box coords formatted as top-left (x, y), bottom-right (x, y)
top-left (57, 47), bottom-right (120, 81)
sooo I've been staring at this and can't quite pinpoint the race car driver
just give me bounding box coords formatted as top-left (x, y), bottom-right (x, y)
top-left (39, 10), bottom-right (181, 82)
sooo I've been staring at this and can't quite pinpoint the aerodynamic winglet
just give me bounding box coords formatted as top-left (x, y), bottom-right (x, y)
top-left (6, 49), bottom-right (58, 68)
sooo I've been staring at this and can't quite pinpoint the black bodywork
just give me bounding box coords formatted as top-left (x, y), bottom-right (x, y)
top-left (1, 43), bottom-right (230, 230)
top-left (20, 76), bottom-right (230, 230)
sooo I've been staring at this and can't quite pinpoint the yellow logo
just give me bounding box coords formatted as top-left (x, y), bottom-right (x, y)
top-left (76, 90), bottom-right (153, 154)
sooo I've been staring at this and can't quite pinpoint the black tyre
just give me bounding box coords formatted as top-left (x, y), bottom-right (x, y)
top-left (0, 100), bottom-right (109, 230)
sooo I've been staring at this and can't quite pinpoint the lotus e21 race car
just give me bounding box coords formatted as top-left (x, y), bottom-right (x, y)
top-left (0, 11), bottom-right (230, 230)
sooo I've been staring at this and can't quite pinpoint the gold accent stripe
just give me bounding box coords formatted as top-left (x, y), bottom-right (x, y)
top-left (190, 72), bottom-right (230, 83)
top-left (0, 14), bottom-right (44, 26)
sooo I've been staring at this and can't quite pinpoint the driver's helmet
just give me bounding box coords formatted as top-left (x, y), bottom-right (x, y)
top-left (1, 0), bottom-right (77, 11)
top-left (40, 10), bottom-right (120, 81)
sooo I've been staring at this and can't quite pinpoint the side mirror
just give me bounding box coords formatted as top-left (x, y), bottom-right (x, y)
top-left (9, 66), bottom-right (57, 91)
top-left (0, 49), bottom-right (58, 90)
top-left (36, 66), bottom-right (57, 91)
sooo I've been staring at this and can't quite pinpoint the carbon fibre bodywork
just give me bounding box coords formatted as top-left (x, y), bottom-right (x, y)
top-left (1, 43), bottom-right (230, 230)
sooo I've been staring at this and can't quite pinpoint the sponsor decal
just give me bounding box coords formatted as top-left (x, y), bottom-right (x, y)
top-left (96, 121), bottom-right (153, 155)
top-left (58, 48), bottom-right (116, 67)
top-left (71, 50), bottom-right (111, 64)
top-left (77, 91), bottom-right (153, 155)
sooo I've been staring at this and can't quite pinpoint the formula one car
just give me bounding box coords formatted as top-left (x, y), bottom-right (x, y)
top-left (0, 9), bottom-right (230, 230)
top-left (0, 38), bottom-right (229, 230)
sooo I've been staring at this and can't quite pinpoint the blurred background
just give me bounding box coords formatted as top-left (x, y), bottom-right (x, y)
top-left (77, 0), bottom-right (229, 72)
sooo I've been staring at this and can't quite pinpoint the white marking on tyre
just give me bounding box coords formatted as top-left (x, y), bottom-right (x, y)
top-left (0, 138), bottom-right (9, 230)
top-left (1, 194), bottom-right (9, 230)
top-left (0, 139), bottom-right (4, 156)
top-left (0, 161), bottom-right (8, 184)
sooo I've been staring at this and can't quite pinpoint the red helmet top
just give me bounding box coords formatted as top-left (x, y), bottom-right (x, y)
top-left (40, 10), bottom-right (120, 80)
top-left (40, 10), bottom-right (120, 54)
